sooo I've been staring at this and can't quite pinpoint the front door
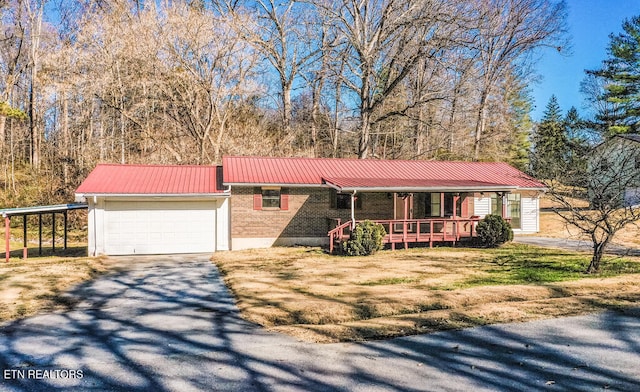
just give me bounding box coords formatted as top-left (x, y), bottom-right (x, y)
top-left (394, 193), bottom-right (413, 232)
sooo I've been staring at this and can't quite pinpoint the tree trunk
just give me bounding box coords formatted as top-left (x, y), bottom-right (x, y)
top-left (0, 115), bottom-right (5, 150)
top-left (587, 243), bottom-right (604, 273)
top-left (358, 109), bottom-right (371, 159)
top-left (29, 79), bottom-right (39, 169)
top-left (282, 81), bottom-right (292, 133)
top-left (588, 234), bottom-right (612, 273)
top-left (473, 89), bottom-right (488, 161)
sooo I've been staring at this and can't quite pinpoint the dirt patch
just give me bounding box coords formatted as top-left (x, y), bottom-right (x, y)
top-left (0, 256), bottom-right (108, 321)
top-left (213, 246), bottom-right (640, 343)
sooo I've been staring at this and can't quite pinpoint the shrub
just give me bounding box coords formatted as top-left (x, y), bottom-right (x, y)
top-left (476, 214), bottom-right (513, 248)
top-left (342, 220), bottom-right (386, 256)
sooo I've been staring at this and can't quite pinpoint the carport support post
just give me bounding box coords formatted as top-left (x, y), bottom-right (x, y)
top-left (38, 214), bottom-right (42, 256)
top-left (23, 215), bottom-right (27, 259)
top-left (4, 216), bottom-right (9, 262)
top-left (63, 211), bottom-right (68, 250)
top-left (52, 213), bottom-right (56, 253)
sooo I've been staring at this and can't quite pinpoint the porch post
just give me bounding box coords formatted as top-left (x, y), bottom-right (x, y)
top-left (351, 190), bottom-right (357, 227)
top-left (502, 192), bottom-right (508, 218)
top-left (5, 216), bottom-right (10, 262)
top-left (403, 195), bottom-right (409, 220)
top-left (453, 193), bottom-right (460, 218)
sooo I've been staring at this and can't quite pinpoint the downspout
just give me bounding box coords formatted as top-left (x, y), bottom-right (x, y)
top-left (351, 190), bottom-right (357, 227)
top-left (93, 195), bottom-right (98, 256)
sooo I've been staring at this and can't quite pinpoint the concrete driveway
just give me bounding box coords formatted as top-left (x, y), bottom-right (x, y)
top-left (1, 254), bottom-right (639, 391)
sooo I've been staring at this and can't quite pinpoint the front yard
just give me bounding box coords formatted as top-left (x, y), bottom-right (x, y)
top-left (213, 244), bottom-right (640, 343)
top-left (0, 256), bottom-right (108, 321)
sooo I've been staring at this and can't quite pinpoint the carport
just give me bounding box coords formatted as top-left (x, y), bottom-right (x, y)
top-left (1, 203), bottom-right (88, 262)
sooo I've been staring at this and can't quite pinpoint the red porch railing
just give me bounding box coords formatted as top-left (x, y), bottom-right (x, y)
top-left (328, 217), bottom-right (482, 254)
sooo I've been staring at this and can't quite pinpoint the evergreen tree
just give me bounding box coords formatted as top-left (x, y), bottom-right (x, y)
top-left (530, 95), bottom-right (567, 178)
top-left (587, 16), bottom-right (640, 135)
top-left (506, 80), bottom-right (533, 171)
top-left (563, 107), bottom-right (588, 184)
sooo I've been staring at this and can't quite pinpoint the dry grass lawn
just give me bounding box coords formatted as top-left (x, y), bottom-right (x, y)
top-left (213, 246), bottom-right (640, 343)
top-left (0, 255), bottom-right (108, 322)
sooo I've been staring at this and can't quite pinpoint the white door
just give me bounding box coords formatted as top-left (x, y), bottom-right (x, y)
top-left (103, 200), bottom-right (217, 255)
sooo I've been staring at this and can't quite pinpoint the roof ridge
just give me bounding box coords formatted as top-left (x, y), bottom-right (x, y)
top-left (95, 163), bottom-right (218, 168)
top-left (223, 156), bottom-right (510, 165)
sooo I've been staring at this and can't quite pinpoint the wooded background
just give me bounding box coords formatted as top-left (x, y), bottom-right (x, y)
top-left (0, 0), bottom-right (567, 206)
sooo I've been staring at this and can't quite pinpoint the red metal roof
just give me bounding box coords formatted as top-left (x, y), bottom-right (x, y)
top-left (222, 156), bottom-right (545, 190)
top-left (76, 164), bottom-right (225, 195)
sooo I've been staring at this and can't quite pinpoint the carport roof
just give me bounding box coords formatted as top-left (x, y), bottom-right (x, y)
top-left (76, 164), bottom-right (226, 196)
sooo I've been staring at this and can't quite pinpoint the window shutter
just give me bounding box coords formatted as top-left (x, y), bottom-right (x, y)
top-left (253, 187), bottom-right (262, 210)
top-left (281, 188), bottom-right (289, 210)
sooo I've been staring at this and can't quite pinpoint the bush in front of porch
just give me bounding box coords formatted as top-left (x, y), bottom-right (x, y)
top-left (477, 214), bottom-right (513, 247)
top-left (342, 220), bottom-right (386, 256)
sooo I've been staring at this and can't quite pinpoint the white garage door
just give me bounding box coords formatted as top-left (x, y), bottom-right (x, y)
top-left (104, 200), bottom-right (217, 255)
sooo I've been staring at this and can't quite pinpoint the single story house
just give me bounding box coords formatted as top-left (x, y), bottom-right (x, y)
top-left (75, 157), bottom-right (546, 255)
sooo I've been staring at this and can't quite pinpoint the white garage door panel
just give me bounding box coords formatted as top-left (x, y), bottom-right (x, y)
top-left (104, 200), bottom-right (217, 255)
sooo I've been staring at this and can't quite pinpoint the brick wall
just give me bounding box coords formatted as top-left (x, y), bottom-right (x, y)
top-left (230, 187), bottom-right (394, 239)
top-left (230, 188), bottom-right (476, 240)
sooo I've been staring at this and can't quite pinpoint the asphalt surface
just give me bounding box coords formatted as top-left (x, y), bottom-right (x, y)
top-left (513, 236), bottom-right (640, 256)
top-left (1, 254), bottom-right (639, 391)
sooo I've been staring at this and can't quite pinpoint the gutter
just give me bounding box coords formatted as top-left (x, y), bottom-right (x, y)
top-left (75, 192), bottom-right (231, 202)
top-left (222, 182), bottom-right (325, 188)
top-left (333, 186), bottom-right (519, 193)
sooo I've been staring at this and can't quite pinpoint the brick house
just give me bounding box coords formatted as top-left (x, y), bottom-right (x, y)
top-left (222, 156), bottom-right (545, 251)
top-left (75, 156), bottom-right (546, 255)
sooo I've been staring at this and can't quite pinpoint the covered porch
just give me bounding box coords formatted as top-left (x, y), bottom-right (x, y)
top-left (329, 216), bottom-right (486, 253)
top-left (323, 177), bottom-right (517, 253)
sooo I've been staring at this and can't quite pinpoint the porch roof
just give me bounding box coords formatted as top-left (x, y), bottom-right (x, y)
top-left (322, 177), bottom-right (516, 192)
top-left (222, 156), bottom-right (546, 190)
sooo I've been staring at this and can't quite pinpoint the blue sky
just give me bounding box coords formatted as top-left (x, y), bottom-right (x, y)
top-left (530, 0), bottom-right (640, 121)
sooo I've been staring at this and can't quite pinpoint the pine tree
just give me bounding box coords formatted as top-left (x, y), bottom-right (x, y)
top-left (506, 80), bottom-right (533, 171)
top-left (530, 95), bottom-right (567, 179)
top-left (587, 16), bottom-right (640, 135)
top-left (563, 107), bottom-right (588, 184)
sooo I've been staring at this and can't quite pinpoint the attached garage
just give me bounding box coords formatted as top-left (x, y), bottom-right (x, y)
top-left (76, 164), bottom-right (230, 256)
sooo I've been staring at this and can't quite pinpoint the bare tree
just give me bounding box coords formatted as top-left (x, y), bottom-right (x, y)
top-left (158, 2), bottom-right (261, 163)
top-left (315, 0), bottom-right (467, 159)
top-left (542, 136), bottom-right (640, 273)
top-left (24, 0), bottom-right (46, 169)
top-left (471, 0), bottom-right (567, 160)
top-left (220, 0), bottom-right (320, 135)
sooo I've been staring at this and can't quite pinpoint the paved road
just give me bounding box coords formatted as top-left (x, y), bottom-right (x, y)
top-left (1, 254), bottom-right (639, 391)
